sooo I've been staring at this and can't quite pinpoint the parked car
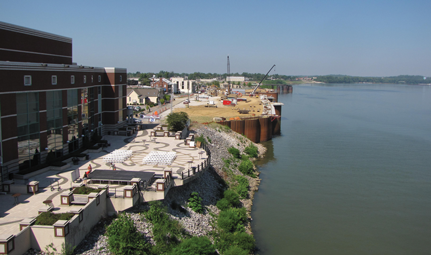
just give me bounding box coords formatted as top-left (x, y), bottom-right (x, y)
top-left (183, 99), bottom-right (190, 104)
top-left (133, 118), bottom-right (142, 123)
top-left (134, 106), bottom-right (141, 111)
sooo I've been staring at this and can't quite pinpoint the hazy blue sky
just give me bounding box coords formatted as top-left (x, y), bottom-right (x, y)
top-left (1, 0), bottom-right (430, 76)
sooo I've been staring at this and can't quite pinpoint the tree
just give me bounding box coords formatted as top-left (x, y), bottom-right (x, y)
top-left (188, 192), bottom-right (203, 213)
top-left (106, 214), bottom-right (149, 255)
top-left (171, 236), bottom-right (215, 255)
top-left (166, 112), bottom-right (189, 131)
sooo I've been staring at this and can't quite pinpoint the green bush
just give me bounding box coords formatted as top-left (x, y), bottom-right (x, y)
top-left (216, 198), bottom-right (231, 211)
top-left (195, 135), bottom-right (206, 145)
top-left (171, 236), bottom-right (215, 255)
top-left (144, 201), bottom-right (188, 254)
top-left (35, 212), bottom-right (74, 226)
top-left (216, 231), bottom-right (255, 253)
top-left (244, 144), bottom-right (258, 158)
top-left (224, 190), bottom-right (240, 207)
top-left (235, 175), bottom-right (249, 198)
top-left (236, 185), bottom-right (248, 199)
top-left (217, 208), bottom-right (247, 233)
top-left (223, 245), bottom-right (249, 255)
top-left (144, 201), bottom-right (168, 225)
top-left (73, 186), bottom-right (101, 195)
top-left (228, 147), bottom-right (241, 159)
top-left (106, 214), bottom-right (149, 255)
top-left (238, 160), bottom-right (254, 176)
top-left (166, 112), bottom-right (189, 131)
top-left (188, 192), bottom-right (203, 213)
top-left (207, 136), bottom-right (212, 143)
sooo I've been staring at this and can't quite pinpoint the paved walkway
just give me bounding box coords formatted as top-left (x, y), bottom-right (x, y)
top-left (0, 128), bottom-right (207, 236)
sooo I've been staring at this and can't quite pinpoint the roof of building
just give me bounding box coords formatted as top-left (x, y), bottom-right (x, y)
top-left (127, 88), bottom-right (161, 97)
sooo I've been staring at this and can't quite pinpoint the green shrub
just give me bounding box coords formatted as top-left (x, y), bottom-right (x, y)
top-left (195, 135), bottom-right (206, 145)
top-left (224, 190), bottom-right (240, 207)
top-left (216, 231), bottom-right (255, 253)
top-left (223, 245), bottom-right (249, 255)
top-left (235, 175), bottom-right (249, 198)
top-left (144, 201), bottom-right (168, 225)
top-left (217, 208), bottom-right (247, 233)
top-left (144, 201), bottom-right (188, 254)
top-left (207, 136), bottom-right (212, 143)
top-left (236, 185), bottom-right (248, 199)
top-left (244, 144), bottom-right (258, 158)
top-left (228, 147), bottom-right (241, 159)
top-left (216, 198), bottom-right (230, 211)
top-left (73, 186), bottom-right (101, 195)
top-left (171, 236), bottom-right (215, 255)
top-left (188, 192), bottom-right (203, 213)
top-left (35, 212), bottom-right (74, 226)
top-left (106, 214), bottom-right (149, 255)
top-left (238, 160), bottom-right (254, 176)
top-left (235, 175), bottom-right (249, 187)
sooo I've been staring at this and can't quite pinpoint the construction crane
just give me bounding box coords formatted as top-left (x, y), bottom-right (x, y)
top-left (251, 64), bottom-right (276, 95)
top-left (227, 56), bottom-right (231, 95)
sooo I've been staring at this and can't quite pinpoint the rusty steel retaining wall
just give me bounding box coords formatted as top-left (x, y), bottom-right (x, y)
top-left (231, 120), bottom-right (245, 135)
top-left (244, 118), bottom-right (260, 143)
top-left (217, 116), bottom-right (279, 143)
top-left (259, 117), bottom-right (272, 142)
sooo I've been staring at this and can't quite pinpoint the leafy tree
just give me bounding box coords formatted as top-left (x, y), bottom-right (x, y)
top-left (160, 98), bottom-right (165, 104)
top-left (106, 214), bottom-right (149, 255)
top-left (166, 112), bottom-right (189, 131)
top-left (188, 192), bottom-right (203, 213)
top-left (171, 236), bottom-right (215, 255)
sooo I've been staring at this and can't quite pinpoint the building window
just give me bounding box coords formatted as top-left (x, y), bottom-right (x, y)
top-left (51, 75), bottom-right (57, 85)
top-left (67, 89), bottom-right (79, 152)
top-left (120, 75), bottom-right (122, 82)
top-left (91, 75), bottom-right (94, 83)
top-left (98, 75), bottom-right (101, 82)
top-left (24, 75), bottom-right (32, 86)
top-left (129, 97), bottom-right (131, 102)
top-left (71, 75), bottom-right (75, 84)
top-left (46, 91), bottom-right (63, 157)
top-left (16, 93), bottom-right (40, 170)
top-left (83, 75), bottom-right (87, 83)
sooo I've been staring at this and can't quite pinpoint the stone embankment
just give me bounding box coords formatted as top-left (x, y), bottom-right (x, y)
top-left (39, 125), bottom-right (266, 255)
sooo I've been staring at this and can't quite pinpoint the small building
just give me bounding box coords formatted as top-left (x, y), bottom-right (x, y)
top-left (149, 77), bottom-right (176, 93)
top-left (171, 77), bottom-right (196, 94)
top-left (127, 88), bottom-right (163, 105)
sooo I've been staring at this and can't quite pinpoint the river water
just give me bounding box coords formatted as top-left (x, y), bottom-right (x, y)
top-left (251, 83), bottom-right (431, 255)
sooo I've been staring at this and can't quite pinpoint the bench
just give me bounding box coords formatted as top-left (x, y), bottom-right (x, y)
top-left (71, 195), bottom-right (88, 205)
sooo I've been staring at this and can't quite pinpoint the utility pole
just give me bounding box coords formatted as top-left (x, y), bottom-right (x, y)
top-left (227, 56), bottom-right (230, 95)
top-left (170, 81), bottom-right (174, 113)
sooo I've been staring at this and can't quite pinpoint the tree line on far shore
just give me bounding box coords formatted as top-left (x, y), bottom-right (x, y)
top-left (315, 75), bottom-right (428, 85)
top-left (128, 70), bottom-right (428, 86)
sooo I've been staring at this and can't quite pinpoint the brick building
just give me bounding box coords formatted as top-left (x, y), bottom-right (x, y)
top-left (0, 22), bottom-right (127, 181)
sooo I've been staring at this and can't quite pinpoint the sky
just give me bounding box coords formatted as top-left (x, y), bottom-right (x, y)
top-left (1, 0), bottom-right (430, 76)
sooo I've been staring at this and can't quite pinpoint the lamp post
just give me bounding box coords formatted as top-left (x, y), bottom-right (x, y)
top-left (187, 81), bottom-right (190, 108)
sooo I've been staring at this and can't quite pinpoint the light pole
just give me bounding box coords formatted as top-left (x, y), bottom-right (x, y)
top-left (187, 81), bottom-right (190, 108)
top-left (170, 82), bottom-right (174, 114)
